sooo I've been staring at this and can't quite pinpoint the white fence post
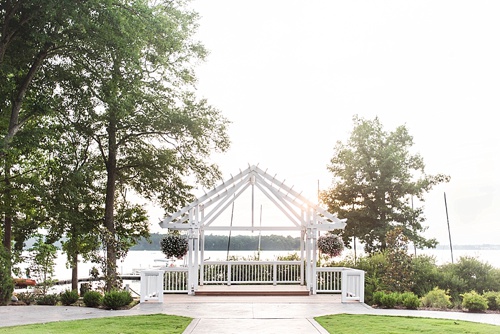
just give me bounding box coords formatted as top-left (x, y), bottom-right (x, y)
top-left (340, 269), bottom-right (365, 303)
top-left (140, 270), bottom-right (164, 303)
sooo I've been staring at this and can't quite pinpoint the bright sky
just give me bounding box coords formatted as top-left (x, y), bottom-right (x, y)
top-left (150, 1), bottom-right (500, 246)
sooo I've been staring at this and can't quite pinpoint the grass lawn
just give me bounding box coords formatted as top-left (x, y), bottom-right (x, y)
top-left (0, 314), bottom-right (192, 334)
top-left (315, 314), bottom-right (500, 334)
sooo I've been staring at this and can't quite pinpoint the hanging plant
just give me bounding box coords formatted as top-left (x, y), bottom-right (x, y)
top-left (160, 233), bottom-right (188, 259)
top-left (318, 234), bottom-right (344, 257)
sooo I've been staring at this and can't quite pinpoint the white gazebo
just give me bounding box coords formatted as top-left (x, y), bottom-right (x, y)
top-left (155, 165), bottom-right (364, 300)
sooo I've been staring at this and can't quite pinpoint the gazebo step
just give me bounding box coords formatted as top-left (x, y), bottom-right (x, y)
top-left (194, 285), bottom-right (310, 296)
top-left (195, 290), bottom-right (310, 296)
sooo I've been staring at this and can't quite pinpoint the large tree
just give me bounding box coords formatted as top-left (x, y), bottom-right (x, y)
top-left (0, 0), bottom-right (112, 260)
top-left (56, 1), bottom-right (230, 289)
top-left (1, 1), bottom-right (230, 293)
top-left (320, 116), bottom-right (449, 254)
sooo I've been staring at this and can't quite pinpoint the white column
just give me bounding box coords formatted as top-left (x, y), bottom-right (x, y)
top-left (305, 209), bottom-right (312, 293)
top-left (300, 228), bottom-right (305, 285)
top-left (312, 211), bottom-right (318, 295)
top-left (199, 204), bottom-right (205, 286)
top-left (200, 228), bottom-right (205, 286)
top-left (193, 207), bottom-right (199, 292)
top-left (187, 209), bottom-right (195, 294)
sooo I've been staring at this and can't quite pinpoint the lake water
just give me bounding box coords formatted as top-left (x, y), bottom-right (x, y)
top-left (38, 248), bottom-right (500, 282)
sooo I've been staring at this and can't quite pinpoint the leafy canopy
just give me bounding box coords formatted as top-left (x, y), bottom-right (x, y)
top-left (321, 116), bottom-right (449, 253)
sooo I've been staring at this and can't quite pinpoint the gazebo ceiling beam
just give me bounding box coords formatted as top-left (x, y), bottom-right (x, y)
top-left (200, 177), bottom-right (250, 225)
top-left (254, 179), bottom-right (302, 227)
top-left (160, 166), bottom-right (254, 225)
top-left (204, 182), bottom-right (251, 227)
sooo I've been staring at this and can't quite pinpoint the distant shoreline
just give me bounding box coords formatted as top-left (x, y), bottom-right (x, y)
top-left (431, 244), bottom-right (500, 251)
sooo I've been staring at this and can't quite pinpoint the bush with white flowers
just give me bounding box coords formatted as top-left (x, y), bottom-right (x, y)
top-left (317, 234), bottom-right (344, 257)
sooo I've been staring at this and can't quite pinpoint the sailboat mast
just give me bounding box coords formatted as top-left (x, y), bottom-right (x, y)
top-left (444, 192), bottom-right (454, 264)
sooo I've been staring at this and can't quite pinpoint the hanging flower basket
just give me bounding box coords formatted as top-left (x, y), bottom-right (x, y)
top-left (160, 233), bottom-right (188, 259)
top-left (318, 234), bottom-right (344, 257)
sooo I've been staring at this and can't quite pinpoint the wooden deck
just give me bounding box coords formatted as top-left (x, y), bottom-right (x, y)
top-left (194, 284), bottom-right (310, 296)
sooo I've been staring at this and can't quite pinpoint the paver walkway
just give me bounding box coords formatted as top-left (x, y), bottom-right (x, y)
top-left (1, 294), bottom-right (499, 333)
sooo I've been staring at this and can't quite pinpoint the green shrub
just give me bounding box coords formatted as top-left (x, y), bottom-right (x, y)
top-left (410, 255), bottom-right (440, 297)
top-left (16, 292), bottom-right (36, 305)
top-left (421, 287), bottom-right (452, 309)
top-left (482, 291), bottom-right (500, 311)
top-left (401, 292), bottom-right (420, 309)
top-left (60, 289), bottom-right (79, 305)
top-left (36, 293), bottom-right (59, 305)
top-left (380, 292), bottom-right (398, 309)
top-left (462, 291), bottom-right (488, 312)
top-left (372, 291), bottom-right (385, 306)
top-left (102, 290), bottom-right (133, 310)
top-left (83, 290), bottom-right (102, 307)
top-left (437, 265), bottom-right (466, 304)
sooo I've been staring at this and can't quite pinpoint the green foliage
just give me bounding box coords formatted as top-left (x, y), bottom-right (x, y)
top-left (482, 291), bottom-right (500, 311)
top-left (372, 291), bottom-right (385, 306)
top-left (453, 256), bottom-right (498, 293)
top-left (380, 292), bottom-right (399, 308)
top-left (372, 291), bottom-right (420, 309)
top-left (438, 265), bottom-right (467, 304)
top-left (317, 234), bottom-right (344, 257)
top-left (382, 228), bottom-right (413, 292)
top-left (276, 253), bottom-right (301, 261)
top-left (421, 287), bottom-right (452, 309)
top-left (1, 0), bottom-right (230, 294)
top-left (83, 290), bottom-right (103, 308)
top-left (36, 293), bottom-right (59, 305)
top-left (15, 292), bottom-right (36, 305)
top-left (102, 290), bottom-right (133, 310)
top-left (461, 291), bottom-right (488, 312)
top-left (321, 116), bottom-right (449, 253)
top-left (401, 292), bottom-right (421, 309)
top-left (0, 246), bottom-right (14, 305)
top-left (160, 233), bottom-right (188, 259)
top-left (410, 255), bottom-right (441, 297)
top-left (60, 289), bottom-right (79, 306)
top-left (355, 252), bottom-right (389, 303)
top-left (26, 235), bottom-right (58, 296)
top-left (437, 256), bottom-right (499, 304)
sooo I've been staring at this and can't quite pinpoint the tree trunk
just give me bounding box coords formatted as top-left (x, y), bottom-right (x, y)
top-left (2, 161), bottom-right (12, 275)
top-left (103, 115), bottom-right (118, 292)
top-left (71, 251), bottom-right (78, 292)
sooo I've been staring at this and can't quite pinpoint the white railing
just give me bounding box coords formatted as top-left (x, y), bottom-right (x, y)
top-left (140, 270), bottom-right (164, 303)
top-left (163, 267), bottom-right (189, 293)
top-left (341, 268), bottom-right (365, 303)
top-left (160, 264), bottom-right (364, 302)
top-left (315, 267), bottom-right (343, 293)
top-left (316, 267), bottom-right (365, 302)
top-left (201, 261), bottom-right (301, 285)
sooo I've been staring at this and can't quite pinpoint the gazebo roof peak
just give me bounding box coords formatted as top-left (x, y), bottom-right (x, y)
top-left (159, 164), bottom-right (346, 231)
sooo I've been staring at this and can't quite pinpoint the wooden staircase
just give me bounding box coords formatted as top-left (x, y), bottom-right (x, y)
top-left (194, 285), bottom-right (310, 296)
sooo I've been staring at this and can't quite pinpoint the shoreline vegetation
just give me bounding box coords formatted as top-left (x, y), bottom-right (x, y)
top-left (132, 233), bottom-right (500, 251)
top-left (22, 233), bottom-right (500, 251)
